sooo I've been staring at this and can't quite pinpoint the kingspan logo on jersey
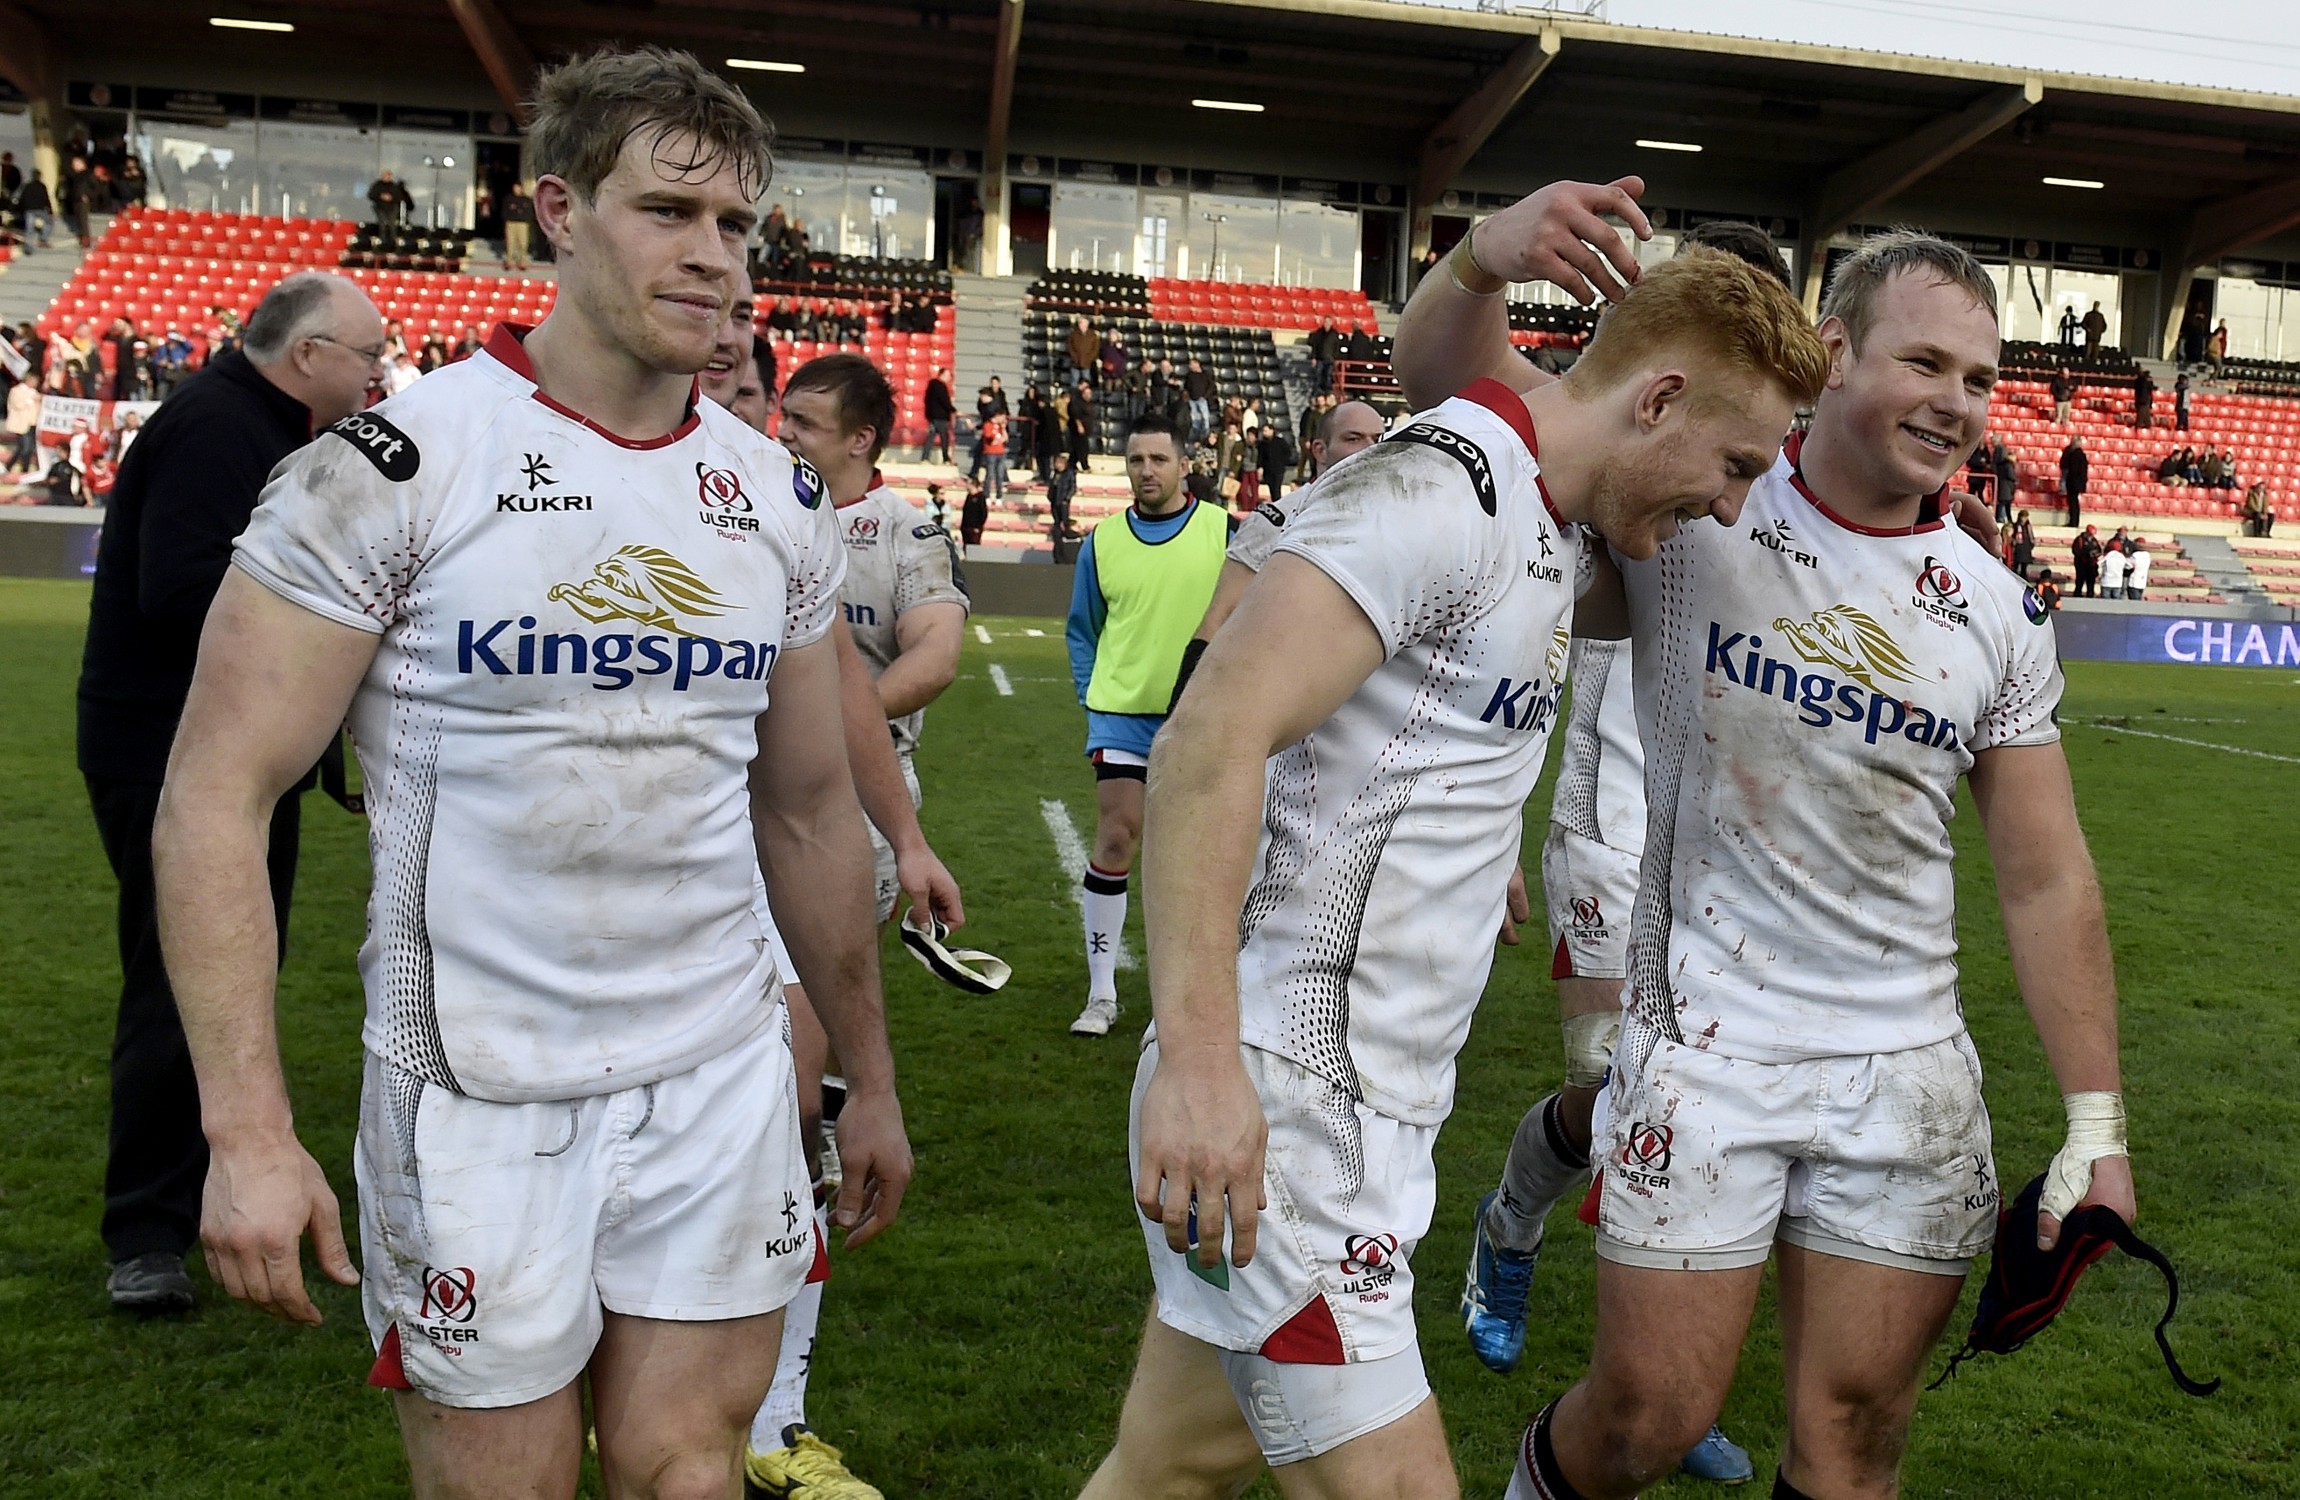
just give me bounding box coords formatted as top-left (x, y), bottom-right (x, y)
top-left (1480, 625), bottom-right (1569, 735)
top-left (456, 544), bottom-right (781, 691)
top-left (1705, 605), bottom-right (1964, 750)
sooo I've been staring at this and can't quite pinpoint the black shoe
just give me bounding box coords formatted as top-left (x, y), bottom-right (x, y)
top-left (108, 1251), bottom-right (196, 1315)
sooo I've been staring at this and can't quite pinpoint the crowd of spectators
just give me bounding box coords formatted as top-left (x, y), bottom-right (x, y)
top-left (0, 138), bottom-right (146, 253)
top-left (2154, 444), bottom-right (2241, 491)
top-left (759, 294), bottom-right (937, 343)
top-left (753, 202), bottom-right (812, 279)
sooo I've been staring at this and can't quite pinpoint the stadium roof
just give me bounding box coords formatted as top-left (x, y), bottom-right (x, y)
top-left (8, 0), bottom-right (2299, 294)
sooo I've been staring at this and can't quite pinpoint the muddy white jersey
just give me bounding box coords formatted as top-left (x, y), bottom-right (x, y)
top-left (834, 476), bottom-right (969, 754)
top-left (1622, 436), bottom-right (2062, 1067)
top-left (233, 327), bottom-right (844, 1104)
top-left (1228, 381), bottom-right (1585, 1126)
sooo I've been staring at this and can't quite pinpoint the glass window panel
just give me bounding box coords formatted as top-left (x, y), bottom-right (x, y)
top-left (2003, 260), bottom-right (2052, 343)
top-left (2216, 276), bottom-right (2280, 361)
top-left (772, 160), bottom-right (848, 258)
top-left (1051, 182), bottom-right (1138, 274)
top-left (1275, 200), bottom-right (1358, 289)
top-left (841, 166), bottom-right (932, 259)
top-left (376, 132), bottom-right (475, 230)
top-left (2046, 269), bottom-right (2121, 349)
top-left (0, 108), bottom-right (34, 174)
top-left (137, 120), bottom-right (262, 213)
top-left (255, 121), bottom-right (377, 222)
top-left (1136, 193), bottom-right (1182, 278)
top-left (1183, 193), bottom-right (1278, 282)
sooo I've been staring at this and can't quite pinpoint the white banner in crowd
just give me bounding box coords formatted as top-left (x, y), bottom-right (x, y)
top-left (37, 394), bottom-right (162, 449)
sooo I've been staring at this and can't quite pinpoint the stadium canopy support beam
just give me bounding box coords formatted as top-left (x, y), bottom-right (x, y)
top-left (980, 0), bottom-right (1026, 277)
top-left (1409, 26), bottom-right (1561, 265)
top-left (0, 2), bottom-right (70, 190)
top-left (446, 0), bottom-right (538, 124)
top-left (2153, 173), bottom-right (2300, 361)
top-left (1796, 79), bottom-right (2043, 315)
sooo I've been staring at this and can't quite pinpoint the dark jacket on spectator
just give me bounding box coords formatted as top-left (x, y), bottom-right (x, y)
top-left (77, 350), bottom-right (312, 780)
top-left (924, 377), bottom-right (954, 422)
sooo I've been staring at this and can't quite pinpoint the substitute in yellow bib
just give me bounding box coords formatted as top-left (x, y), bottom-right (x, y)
top-left (1064, 411), bottom-right (1233, 1037)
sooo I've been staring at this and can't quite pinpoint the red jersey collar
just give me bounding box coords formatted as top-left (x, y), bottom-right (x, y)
top-left (1455, 376), bottom-right (1562, 526)
top-left (484, 322), bottom-right (702, 450)
top-left (1783, 431), bottom-right (1946, 536)
top-left (834, 468), bottom-right (887, 509)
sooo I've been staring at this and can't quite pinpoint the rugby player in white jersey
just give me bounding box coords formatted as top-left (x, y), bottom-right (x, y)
top-left (1082, 250), bottom-right (1829, 1500)
top-left (1396, 211), bottom-right (2135, 1500)
top-left (745, 350), bottom-right (969, 1500)
top-left (152, 48), bottom-right (912, 1500)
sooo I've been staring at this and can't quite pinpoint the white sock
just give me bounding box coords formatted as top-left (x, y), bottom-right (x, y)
top-left (750, 1197), bottom-right (829, 1451)
top-left (1083, 864), bottom-right (1128, 1001)
top-left (1488, 1094), bottom-right (1590, 1252)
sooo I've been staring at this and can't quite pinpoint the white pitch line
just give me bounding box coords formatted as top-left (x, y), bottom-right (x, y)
top-left (1041, 798), bottom-right (1136, 970)
top-left (974, 623), bottom-right (993, 644)
top-left (988, 663), bottom-right (1014, 696)
top-left (2082, 721), bottom-right (2300, 765)
top-left (1023, 627), bottom-right (1046, 637)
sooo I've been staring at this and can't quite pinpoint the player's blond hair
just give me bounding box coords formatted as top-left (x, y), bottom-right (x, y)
top-left (1563, 248), bottom-right (1829, 409)
top-left (528, 46), bottom-right (773, 204)
top-left (1822, 228), bottom-right (1999, 351)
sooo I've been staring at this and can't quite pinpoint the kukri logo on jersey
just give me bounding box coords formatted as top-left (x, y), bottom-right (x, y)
top-left (456, 545), bottom-right (780, 691)
top-left (1705, 605), bottom-right (1963, 750)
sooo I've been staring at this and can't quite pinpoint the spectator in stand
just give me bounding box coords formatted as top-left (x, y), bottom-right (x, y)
top-left (2158, 447), bottom-right (2187, 486)
top-left (2081, 300), bottom-right (2107, 353)
top-left (925, 482), bottom-right (948, 530)
top-left (2059, 433), bottom-right (2088, 526)
top-left (1963, 443), bottom-right (1989, 508)
top-left (1240, 395), bottom-right (1263, 439)
top-left (500, 181), bottom-right (534, 270)
top-left (366, 168), bottom-right (406, 226)
top-left (1067, 382), bottom-right (1097, 472)
top-left (1297, 391), bottom-right (1331, 471)
top-left (2174, 370), bottom-right (2191, 431)
top-left (1066, 316), bottom-right (1101, 389)
top-left (117, 155), bottom-right (145, 207)
top-left (2106, 525), bottom-right (2131, 556)
top-left (2010, 509), bottom-right (2037, 577)
top-left (2071, 524), bottom-right (2102, 597)
top-left (2033, 569), bottom-right (2063, 613)
top-left (4, 369), bottom-right (38, 474)
top-left (116, 340), bottom-right (156, 401)
top-left (2198, 446), bottom-right (2224, 489)
top-left (2125, 539), bottom-right (2151, 601)
top-left (16, 170), bottom-right (51, 250)
top-left (2132, 366), bottom-right (2154, 429)
top-left (417, 329), bottom-right (449, 373)
top-left (761, 202), bottom-right (788, 266)
top-left (1147, 357), bottom-right (1176, 423)
top-left (1123, 357), bottom-right (1149, 423)
top-left (2099, 542), bottom-right (2128, 600)
top-left (2180, 447), bottom-right (2205, 487)
top-left (923, 366), bottom-right (954, 462)
top-left (1040, 383), bottom-right (1069, 478)
top-left (1214, 417), bottom-right (1248, 506)
top-left (1343, 323), bottom-right (1379, 362)
top-left (1992, 437), bottom-right (2017, 524)
top-left (1100, 329), bottom-right (1128, 391)
top-left (1011, 381), bottom-right (1043, 476)
top-left (1256, 420), bottom-right (1292, 507)
top-left (2207, 319), bottom-right (2228, 370)
top-left (61, 154), bottom-right (97, 248)
top-left (979, 408), bottom-right (1009, 500)
top-left (2241, 481), bottom-right (2274, 537)
top-left (154, 327), bottom-right (194, 393)
top-left (1181, 357), bottom-right (1214, 445)
top-left (2057, 304), bottom-right (2080, 345)
top-left (0, 151), bottom-right (18, 201)
top-left (959, 475), bottom-right (989, 552)
top-left (1305, 398), bottom-right (1384, 479)
top-left (386, 349), bottom-right (422, 394)
top-left (1046, 450), bottom-right (1078, 555)
top-left (453, 325), bottom-right (483, 362)
top-left (76, 271), bottom-right (385, 1315)
top-left (1307, 317), bottom-right (1341, 394)
top-left (985, 375), bottom-right (1011, 420)
top-left (2050, 365), bottom-right (2073, 425)
top-left (2213, 450), bottom-right (2239, 491)
top-left (107, 316), bottom-right (138, 398)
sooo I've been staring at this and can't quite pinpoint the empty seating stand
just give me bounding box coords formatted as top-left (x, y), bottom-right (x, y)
top-left (1147, 276), bottom-right (1378, 333)
top-left (342, 223), bottom-right (472, 273)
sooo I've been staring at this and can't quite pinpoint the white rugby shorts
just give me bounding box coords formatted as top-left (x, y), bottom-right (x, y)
top-left (1132, 1038), bottom-right (1437, 1461)
top-left (1596, 1017), bottom-right (1998, 1276)
top-left (1542, 825), bottom-right (1639, 981)
top-left (358, 1014), bottom-right (822, 1408)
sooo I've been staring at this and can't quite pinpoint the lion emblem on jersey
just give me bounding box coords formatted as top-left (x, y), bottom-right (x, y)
top-left (548, 545), bottom-right (730, 636)
top-left (1771, 605), bottom-right (1920, 690)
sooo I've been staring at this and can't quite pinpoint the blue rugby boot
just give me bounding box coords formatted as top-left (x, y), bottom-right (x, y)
top-left (1460, 1189), bottom-right (1540, 1373)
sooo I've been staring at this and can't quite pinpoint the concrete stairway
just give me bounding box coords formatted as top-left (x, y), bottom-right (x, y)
top-left (2181, 533), bottom-right (2273, 608)
top-left (0, 214), bottom-right (103, 330)
top-left (950, 271), bottom-right (1030, 405)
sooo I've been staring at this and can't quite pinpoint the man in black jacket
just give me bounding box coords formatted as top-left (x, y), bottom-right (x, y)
top-left (923, 366), bottom-right (954, 462)
top-left (76, 271), bottom-right (385, 1314)
top-left (2059, 435), bottom-right (2089, 529)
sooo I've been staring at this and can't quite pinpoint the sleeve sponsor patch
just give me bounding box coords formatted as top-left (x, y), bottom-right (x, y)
top-left (1380, 422), bottom-right (1496, 516)
top-left (912, 523), bottom-right (948, 540)
top-left (325, 411), bottom-right (420, 481)
top-left (792, 455), bottom-right (825, 510)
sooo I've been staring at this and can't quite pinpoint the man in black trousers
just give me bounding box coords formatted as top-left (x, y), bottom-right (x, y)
top-left (76, 271), bottom-right (385, 1313)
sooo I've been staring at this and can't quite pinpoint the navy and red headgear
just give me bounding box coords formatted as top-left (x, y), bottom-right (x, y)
top-left (1932, 1171), bottom-right (2218, 1397)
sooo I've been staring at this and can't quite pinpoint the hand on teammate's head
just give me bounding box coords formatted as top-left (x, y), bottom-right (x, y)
top-left (1475, 177), bottom-right (1652, 306)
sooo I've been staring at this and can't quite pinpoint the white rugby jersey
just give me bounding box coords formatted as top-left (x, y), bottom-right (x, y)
top-left (233, 326), bottom-right (844, 1104)
top-left (1230, 381), bottom-right (1587, 1126)
top-left (835, 474), bottom-right (970, 754)
top-left (1623, 435), bottom-right (2062, 1066)
top-left (1548, 635), bottom-right (1644, 854)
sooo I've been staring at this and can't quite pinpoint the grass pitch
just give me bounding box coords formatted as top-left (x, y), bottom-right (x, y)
top-left (2, 576), bottom-right (2295, 1497)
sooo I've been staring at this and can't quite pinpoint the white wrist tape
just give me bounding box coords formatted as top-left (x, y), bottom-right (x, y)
top-left (1560, 1010), bottom-right (1623, 1090)
top-left (2039, 1090), bottom-right (2127, 1223)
